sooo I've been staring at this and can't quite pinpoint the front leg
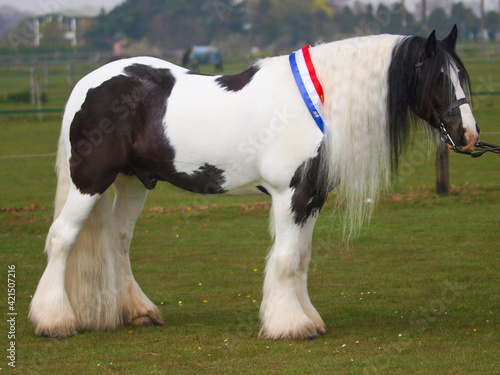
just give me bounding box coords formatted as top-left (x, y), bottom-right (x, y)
top-left (295, 215), bottom-right (326, 335)
top-left (259, 189), bottom-right (324, 340)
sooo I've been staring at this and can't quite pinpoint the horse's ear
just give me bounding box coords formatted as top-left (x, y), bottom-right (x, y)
top-left (425, 30), bottom-right (437, 57)
top-left (443, 24), bottom-right (458, 50)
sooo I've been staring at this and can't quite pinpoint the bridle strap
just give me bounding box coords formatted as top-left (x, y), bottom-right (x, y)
top-left (445, 97), bottom-right (469, 115)
top-left (432, 97), bottom-right (469, 150)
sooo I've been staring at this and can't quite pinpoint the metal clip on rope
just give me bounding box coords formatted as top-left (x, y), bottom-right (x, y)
top-left (440, 123), bottom-right (500, 158)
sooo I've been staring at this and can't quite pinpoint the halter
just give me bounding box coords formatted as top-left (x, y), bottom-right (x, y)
top-left (415, 62), bottom-right (500, 158)
top-left (433, 96), bottom-right (500, 157)
top-left (431, 97), bottom-right (468, 150)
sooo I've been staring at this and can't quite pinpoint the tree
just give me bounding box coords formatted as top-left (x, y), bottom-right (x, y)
top-left (464, 7), bottom-right (480, 40)
top-left (427, 7), bottom-right (452, 37)
top-left (336, 5), bottom-right (358, 34)
top-left (451, 2), bottom-right (467, 41)
top-left (485, 11), bottom-right (499, 41)
top-left (81, 0), bottom-right (485, 53)
top-left (85, 0), bottom-right (207, 50)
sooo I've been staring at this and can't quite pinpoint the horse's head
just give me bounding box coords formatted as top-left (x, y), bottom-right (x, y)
top-left (411, 26), bottom-right (479, 153)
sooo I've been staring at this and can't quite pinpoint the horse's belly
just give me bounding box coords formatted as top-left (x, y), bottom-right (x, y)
top-left (164, 89), bottom-right (267, 192)
top-left (165, 145), bottom-right (261, 194)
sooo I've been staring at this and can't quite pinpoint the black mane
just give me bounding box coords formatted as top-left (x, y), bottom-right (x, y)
top-left (387, 35), bottom-right (471, 170)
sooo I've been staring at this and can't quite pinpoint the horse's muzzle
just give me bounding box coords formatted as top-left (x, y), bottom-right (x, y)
top-left (458, 130), bottom-right (479, 153)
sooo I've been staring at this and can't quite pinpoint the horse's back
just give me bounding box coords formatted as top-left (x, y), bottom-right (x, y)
top-left (61, 55), bottom-right (323, 196)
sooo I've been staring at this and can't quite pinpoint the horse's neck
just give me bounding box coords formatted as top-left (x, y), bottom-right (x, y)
top-left (310, 35), bottom-right (403, 122)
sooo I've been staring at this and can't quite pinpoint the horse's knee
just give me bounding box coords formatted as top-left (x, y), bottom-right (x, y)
top-left (45, 219), bottom-right (78, 258)
top-left (267, 248), bottom-right (300, 277)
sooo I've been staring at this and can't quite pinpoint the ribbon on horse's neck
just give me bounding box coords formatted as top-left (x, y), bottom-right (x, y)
top-left (289, 46), bottom-right (326, 135)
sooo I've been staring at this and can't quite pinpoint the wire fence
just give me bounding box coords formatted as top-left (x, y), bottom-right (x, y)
top-left (0, 50), bottom-right (255, 116)
top-left (1, 44), bottom-right (500, 117)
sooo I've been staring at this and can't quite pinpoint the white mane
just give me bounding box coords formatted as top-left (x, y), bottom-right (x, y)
top-left (311, 35), bottom-right (404, 236)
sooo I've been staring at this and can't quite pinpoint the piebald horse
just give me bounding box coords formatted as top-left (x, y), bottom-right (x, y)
top-left (30, 27), bottom-right (478, 339)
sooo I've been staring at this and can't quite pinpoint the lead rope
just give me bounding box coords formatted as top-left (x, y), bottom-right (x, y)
top-left (439, 120), bottom-right (500, 158)
top-left (432, 101), bottom-right (499, 158)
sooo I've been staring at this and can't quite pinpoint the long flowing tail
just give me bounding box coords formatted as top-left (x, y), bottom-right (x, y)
top-left (53, 134), bottom-right (125, 331)
top-left (54, 134), bottom-right (162, 332)
top-left (53, 134), bottom-right (70, 220)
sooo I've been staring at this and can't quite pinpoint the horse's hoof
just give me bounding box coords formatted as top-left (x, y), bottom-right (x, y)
top-left (258, 323), bottom-right (320, 340)
top-left (35, 325), bottom-right (77, 339)
top-left (130, 315), bottom-right (164, 327)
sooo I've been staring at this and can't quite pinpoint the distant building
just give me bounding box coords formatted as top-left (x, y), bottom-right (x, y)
top-left (31, 7), bottom-right (100, 47)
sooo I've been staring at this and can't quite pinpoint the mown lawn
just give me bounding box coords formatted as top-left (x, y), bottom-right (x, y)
top-left (0, 50), bottom-right (498, 374)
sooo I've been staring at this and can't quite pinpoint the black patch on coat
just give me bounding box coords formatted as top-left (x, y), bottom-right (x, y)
top-left (289, 144), bottom-right (332, 227)
top-left (256, 185), bottom-right (270, 196)
top-left (69, 63), bottom-right (227, 195)
top-left (215, 65), bottom-right (259, 92)
top-left (174, 163), bottom-right (226, 194)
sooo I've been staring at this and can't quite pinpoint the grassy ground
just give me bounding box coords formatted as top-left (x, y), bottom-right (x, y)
top-left (0, 51), bottom-right (499, 374)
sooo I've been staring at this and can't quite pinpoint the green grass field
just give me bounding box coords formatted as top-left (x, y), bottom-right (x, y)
top-left (0, 50), bottom-right (499, 374)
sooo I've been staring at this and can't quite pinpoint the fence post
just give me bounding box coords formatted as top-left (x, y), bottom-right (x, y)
top-left (35, 75), bottom-right (43, 121)
top-left (67, 60), bottom-right (74, 87)
top-left (44, 64), bottom-right (49, 88)
top-left (436, 141), bottom-right (449, 195)
top-left (30, 67), bottom-right (35, 104)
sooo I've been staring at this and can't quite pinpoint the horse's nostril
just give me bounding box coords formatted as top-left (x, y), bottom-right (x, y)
top-left (461, 134), bottom-right (468, 146)
top-left (460, 131), bottom-right (478, 152)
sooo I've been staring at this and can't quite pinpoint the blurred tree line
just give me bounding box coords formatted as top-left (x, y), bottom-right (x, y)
top-left (81, 0), bottom-right (499, 51)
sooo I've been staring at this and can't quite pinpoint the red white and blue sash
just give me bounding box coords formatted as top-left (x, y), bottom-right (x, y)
top-left (289, 45), bottom-right (325, 134)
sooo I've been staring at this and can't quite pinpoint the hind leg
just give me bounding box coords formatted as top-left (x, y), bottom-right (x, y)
top-left (29, 184), bottom-right (101, 338)
top-left (112, 174), bottom-right (164, 327)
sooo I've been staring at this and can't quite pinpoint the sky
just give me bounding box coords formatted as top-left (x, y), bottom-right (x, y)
top-left (0, 0), bottom-right (124, 14)
top-left (0, 0), bottom-right (498, 16)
